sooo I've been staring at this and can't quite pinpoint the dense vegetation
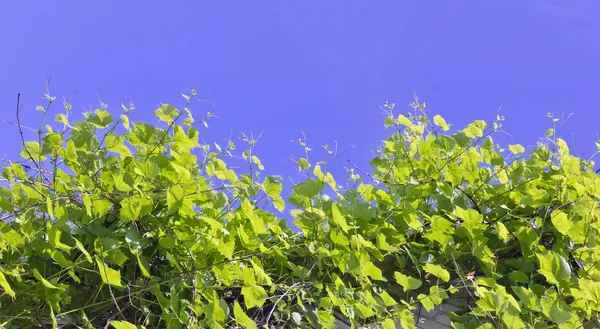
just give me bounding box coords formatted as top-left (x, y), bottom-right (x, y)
top-left (1, 90), bottom-right (599, 329)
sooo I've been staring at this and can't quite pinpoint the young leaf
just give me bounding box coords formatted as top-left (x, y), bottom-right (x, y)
top-left (120, 114), bottom-right (130, 130)
top-left (251, 155), bottom-right (264, 170)
top-left (397, 114), bottom-right (413, 127)
top-left (297, 158), bottom-right (311, 170)
top-left (433, 114), bottom-right (450, 131)
top-left (509, 144), bottom-right (525, 154)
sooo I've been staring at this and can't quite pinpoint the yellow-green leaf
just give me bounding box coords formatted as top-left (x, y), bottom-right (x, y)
top-left (32, 268), bottom-right (64, 291)
top-left (509, 144), bottom-right (525, 154)
top-left (537, 252), bottom-right (571, 285)
top-left (551, 210), bottom-right (572, 236)
top-left (154, 104), bottom-right (179, 124)
top-left (96, 257), bottom-right (124, 288)
top-left (110, 320), bottom-right (137, 329)
top-left (242, 198), bottom-right (267, 234)
top-left (433, 114), bottom-right (450, 131)
top-left (234, 301), bottom-right (258, 329)
top-left (394, 271), bottom-right (422, 291)
top-left (0, 272), bottom-right (15, 298)
top-left (496, 222), bottom-right (509, 242)
top-left (120, 114), bottom-right (130, 130)
top-left (241, 284), bottom-right (267, 309)
top-left (397, 114), bottom-right (414, 127)
top-left (137, 254), bottom-right (152, 278)
top-left (251, 155), bottom-right (264, 170)
top-left (422, 263), bottom-right (450, 282)
top-left (382, 318), bottom-right (396, 329)
top-left (331, 203), bottom-right (350, 233)
top-left (399, 309), bottom-right (416, 329)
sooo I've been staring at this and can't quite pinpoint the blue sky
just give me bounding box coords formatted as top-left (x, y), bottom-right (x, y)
top-left (1, 1), bottom-right (599, 200)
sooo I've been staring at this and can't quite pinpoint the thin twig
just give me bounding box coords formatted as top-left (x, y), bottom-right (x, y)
top-left (456, 185), bottom-right (482, 214)
top-left (15, 93), bottom-right (50, 185)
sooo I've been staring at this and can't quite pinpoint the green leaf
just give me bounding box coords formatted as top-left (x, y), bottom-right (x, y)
top-left (110, 320), bottom-right (137, 329)
top-left (382, 318), bottom-right (396, 329)
top-left (509, 144), bottom-right (525, 154)
top-left (418, 286), bottom-right (448, 311)
top-left (537, 251), bottom-right (571, 285)
top-left (331, 203), bottom-right (350, 233)
top-left (106, 134), bottom-right (132, 158)
top-left (476, 291), bottom-right (503, 312)
top-left (251, 155), bottom-right (264, 170)
top-left (362, 261), bottom-right (384, 280)
top-left (54, 113), bottom-right (71, 127)
top-left (330, 229), bottom-right (348, 246)
top-left (0, 271), bottom-right (15, 298)
top-left (2, 230), bottom-right (24, 249)
top-left (422, 263), bottom-right (450, 282)
top-left (264, 177), bottom-right (284, 211)
top-left (241, 284), bottom-right (267, 309)
top-left (233, 301), bottom-right (258, 329)
top-left (397, 114), bottom-right (413, 127)
top-left (217, 239), bottom-right (236, 260)
top-left (272, 196), bottom-right (285, 212)
top-left (551, 210), bottom-right (572, 236)
top-left (496, 222), bottom-right (509, 242)
top-left (242, 198), bottom-right (267, 234)
top-left (433, 114), bottom-right (450, 131)
top-left (548, 301), bottom-right (571, 324)
top-left (394, 272), bottom-right (422, 291)
top-left (154, 104), bottom-right (180, 124)
top-left (127, 123), bottom-right (156, 146)
top-left (137, 254), bottom-right (152, 278)
top-left (120, 197), bottom-right (141, 222)
top-left (292, 179), bottom-right (324, 198)
top-left (36, 105), bottom-right (45, 111)
top-left (120, 114), bottom-right (130, 130)
top-left (95, 257), bottom-right (124, 288)
top-left (378, 290), bottom-right (397, 307)
top-left (92, 199), bottom-right (113, 217)
top-left (20, 141), bottom-right (44, 161)
top-left (501, 311), bottom-right (526, 328)
top-left (297, 158), bottom-right (311, 170)
top-left (445, 163), bottom-right (462, 185)
top-left (82, 193), bottom-right (92, 217)
top-left (463, 120), bottom-right (486, 138)
top-left (87, 109), bottom-right (114, 128)
top-left (32, 268), bottom-right (64, 291)
top-left (264, 176), bottom-right (282, 198)
top-left (399, 309), bottom-right (415, 329)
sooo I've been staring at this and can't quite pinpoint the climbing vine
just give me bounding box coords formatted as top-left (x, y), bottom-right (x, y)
top-left (1, 90), bottom-right (599, 328)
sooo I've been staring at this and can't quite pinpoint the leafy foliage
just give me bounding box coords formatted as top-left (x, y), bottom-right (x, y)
top-left (1, 91), bottom-right (600, 329)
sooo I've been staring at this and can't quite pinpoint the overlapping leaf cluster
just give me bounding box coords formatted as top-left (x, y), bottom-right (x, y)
top-left (1, 91), bottom-right (599, 329)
